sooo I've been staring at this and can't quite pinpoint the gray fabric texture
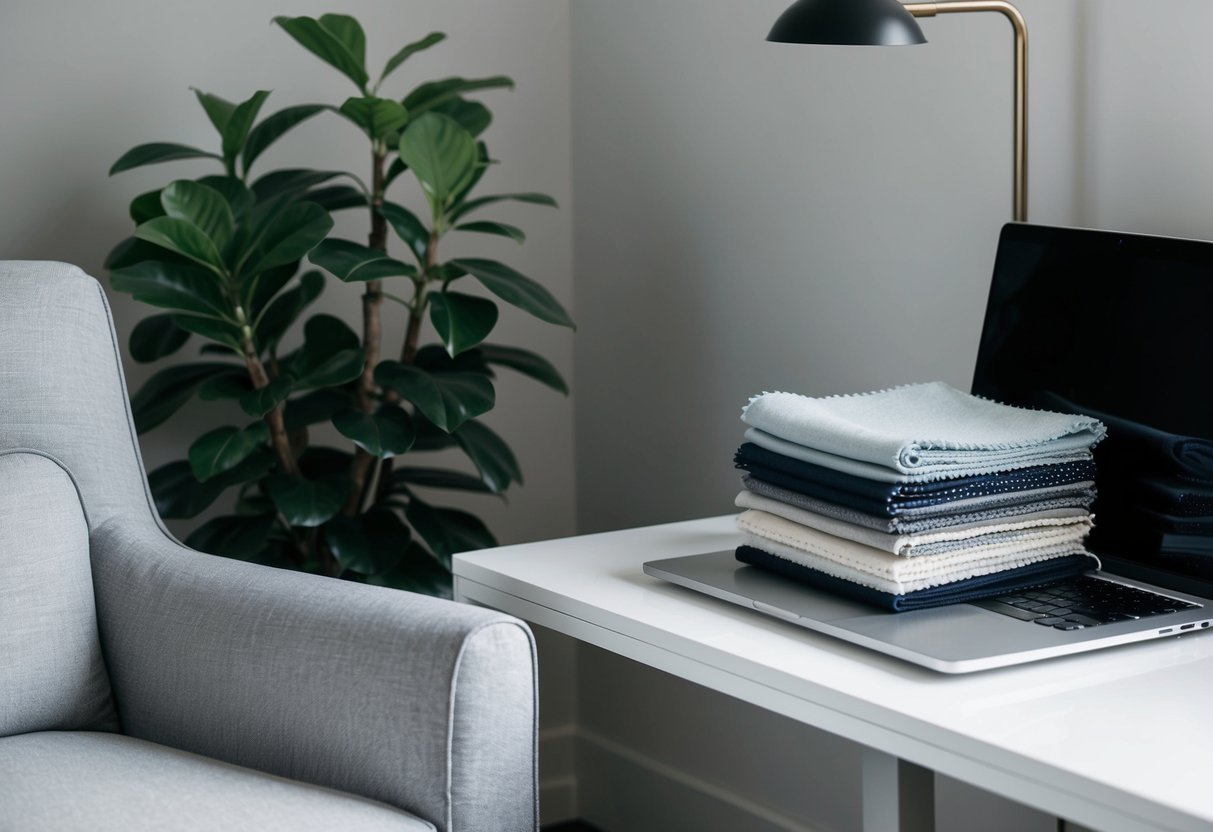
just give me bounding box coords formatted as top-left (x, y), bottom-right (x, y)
top-left (0, 451), bottom-right (118, 736)
top-left (0, 731), bottom-right (434, 831)
top-left (92, 520), bottom-right (538, 832)
top-left (1, 261), bottom-right (539, 832)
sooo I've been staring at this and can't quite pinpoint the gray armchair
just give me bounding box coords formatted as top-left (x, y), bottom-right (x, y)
top-left (0, 261), bottom-right (537, 832)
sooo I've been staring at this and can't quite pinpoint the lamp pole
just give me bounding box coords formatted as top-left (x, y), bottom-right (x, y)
top-left (903, 2), bottom-right (1028, 221)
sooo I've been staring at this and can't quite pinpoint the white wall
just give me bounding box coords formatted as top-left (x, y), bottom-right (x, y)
top-left (0, 0), bottom-right (576, 550)
top-left (570, 0), bottom-right (1087, 829)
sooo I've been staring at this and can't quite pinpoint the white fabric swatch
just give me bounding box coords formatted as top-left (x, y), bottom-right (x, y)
top-left (737, 509), bottom-right (1088, 595)
top-left (735, 490), bottom-right (1093, 557)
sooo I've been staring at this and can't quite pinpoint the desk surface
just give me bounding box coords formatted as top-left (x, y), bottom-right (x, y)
top-left (454, 515), bottom-right (1213, 832)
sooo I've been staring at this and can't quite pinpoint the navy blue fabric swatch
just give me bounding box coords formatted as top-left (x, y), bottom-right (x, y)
top-left (735, 443), bottom-right (1094, 503)
top-left (735, 545), bottom-right (1093, 612)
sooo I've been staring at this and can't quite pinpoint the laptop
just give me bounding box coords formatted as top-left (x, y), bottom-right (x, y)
top-left (644, 223), bottom-right (1213, 673)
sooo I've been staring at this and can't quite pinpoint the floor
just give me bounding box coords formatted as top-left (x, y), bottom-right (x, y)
top-left (544, 822), bottom-right (603, 832)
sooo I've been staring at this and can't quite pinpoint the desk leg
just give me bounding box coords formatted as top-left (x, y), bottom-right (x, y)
top-left (862, 748), bottom-right (935, 832)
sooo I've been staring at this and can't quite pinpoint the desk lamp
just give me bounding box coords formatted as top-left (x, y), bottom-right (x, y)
top-left (767, 0), bottom-right (1028, 221)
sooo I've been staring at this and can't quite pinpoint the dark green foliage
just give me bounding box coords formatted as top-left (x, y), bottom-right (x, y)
top-left (108, 13), bottom-right (571, 596)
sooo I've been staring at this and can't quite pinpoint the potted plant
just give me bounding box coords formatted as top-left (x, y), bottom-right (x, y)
top-left (107, 13), bottom-right (573, 595)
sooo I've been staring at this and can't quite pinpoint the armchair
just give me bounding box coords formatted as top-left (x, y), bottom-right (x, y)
top-left (0, 261), bottom-right (537, 832)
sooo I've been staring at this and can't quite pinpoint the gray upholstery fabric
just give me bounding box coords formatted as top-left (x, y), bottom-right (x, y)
top-left (0, 262), bottom-right (160, 537)
top-left (92, 521), bottom-right (537, 832)
top-left (0, 731), bottom-right (435, 831)
top-left (0, 261), bottom-right (537, 832)
top-left (0, 451), bottom-right (118, 736)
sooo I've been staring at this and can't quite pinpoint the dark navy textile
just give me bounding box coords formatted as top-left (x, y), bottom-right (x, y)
top-left (735, 545), bottom-right (1093, 612)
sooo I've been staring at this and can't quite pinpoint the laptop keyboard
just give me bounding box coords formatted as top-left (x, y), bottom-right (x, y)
top-left (974, 575), bottom-right (1200, 630)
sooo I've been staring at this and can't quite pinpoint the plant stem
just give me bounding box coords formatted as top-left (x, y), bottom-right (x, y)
top-left (241, 338), bottom-right (299, 478)
top-left (402, 231), bottom-right (439, 364)
top-left (343, 148), bottom-right (390, 516)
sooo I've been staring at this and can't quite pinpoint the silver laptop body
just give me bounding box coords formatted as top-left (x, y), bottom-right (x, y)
top-left (645, 224), bottom-right (1213, 673)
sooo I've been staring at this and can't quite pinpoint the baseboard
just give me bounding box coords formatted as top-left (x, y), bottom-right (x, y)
top-left (540, 724), bottom-right (579, 826)
top-left (574, 729), bottom-right (828, 832)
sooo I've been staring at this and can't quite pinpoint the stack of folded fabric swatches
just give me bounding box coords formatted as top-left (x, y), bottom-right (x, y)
top-left (733, 382), bottom-right (1108, 611)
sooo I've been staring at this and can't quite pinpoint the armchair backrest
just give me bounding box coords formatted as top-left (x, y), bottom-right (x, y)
top-left (0, 261), bottom-right (159, 533)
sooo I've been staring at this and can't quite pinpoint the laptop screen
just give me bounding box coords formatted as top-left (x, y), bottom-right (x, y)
top-left (971, 223), bottom-right (1213, 596)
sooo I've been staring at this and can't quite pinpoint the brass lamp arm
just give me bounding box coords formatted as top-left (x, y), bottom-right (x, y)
top-left (903, 1), bottom-right (1028, 222)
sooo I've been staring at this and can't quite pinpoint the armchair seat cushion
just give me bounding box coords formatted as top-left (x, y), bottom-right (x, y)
top-left (0, 731), bottom-right (436, 832)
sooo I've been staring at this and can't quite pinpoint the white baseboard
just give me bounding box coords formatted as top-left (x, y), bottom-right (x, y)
top-left (574, 729), bottom-right (828, 832)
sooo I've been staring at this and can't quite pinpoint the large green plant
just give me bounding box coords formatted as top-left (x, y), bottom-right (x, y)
top-left (107, 14), bottom-right (573, 595)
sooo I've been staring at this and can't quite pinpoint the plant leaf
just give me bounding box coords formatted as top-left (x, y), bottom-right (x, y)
top-left (379, 201), bottom-right (429, 263)
top-left (222, 90), bottom-right (271, 166)
top-left (304, 185), bottom-right (366, 212)
top-left (455, 220), bottom-right (524, 243)
top-left (308, 238), bottom-right (417, 281)
top-left (326, 509), bottom-right (410, 575)
top-left (450, 257), bottom-right (574, 329)
top-left (332, 405), bottom-right (415, 457)
top-left (338, 96), bottom-right (408, 140)
top-left (193, 89), bottom-right (236, 135)
top-left (150, 450), bottom-right (274, 520)
top-left (242, 104), bottom-right (328, 175)
top-left (130, 190), bottom-right (165, 224)
top-left (243, 200), bottom-right (333, 276)
top-left (160, 179), bottom-right (234, 250)
top-left (285, 390), bottom-right (355, 430)
top-left (250, 168), bottom-right (344, 203)
top-left (135, 217), bottom-right (226, 273)
top-left (239, 376), bottom-right (294, 418)
top-left (256, 270), bottom-right (325, 349)
top-left (478, 343), bottom-right (568, 395)
top-left (429, 291), bottom-right (498, 356)
top-left (405, 498), bottom-right (496, 566)
top-left (302, 313), bottom-right (360, 353)
top-left (249, 261), bottom-right (298, 315)
top-left (363, 541), bottom-right (451, 595)
top-left (384, 157), bottom-right (408, 189)
top-left (196, 175), bottom-right (254, 220)
top-left (432, 97), bottom-right (492, 137)
top-left (129, 314), bottom-right (190, 363)
top-left (189, 423), bottom-right (269, 482)
top-left (110, 260), bottom-right (230, 318)
top-left (185, 514), bottom-right (275, 559)
top-left (402, 75), bottom-right (514, 117)
top-left (171, 314), bottom-right (244, 350)
top-left (453, 419), bottom-right (521, 492)
top-left (449, 191), bottom-right (556, 222)
top-left (391, 466), bottom-right (497, 495)
top-left (293, 347), bottom-right (365, 389)
top-left (398, 112), bottom-right (478, 215)
top-left (375, 361), bottom-right (494, 432)
top-left (265, 473), bottom-right (347, 527)
top-left (110, 142), bottom-right (222, 175)
top-left (380, 31), bottom-right (446, 84)
top-left (198, 372), bottom-right (252, 401)
top-left (130, 362), bottom-right (244, 434)
top-left (318, 13), bottom-right (366, 69)
top-left (274, 15), bottom-right (369, 91)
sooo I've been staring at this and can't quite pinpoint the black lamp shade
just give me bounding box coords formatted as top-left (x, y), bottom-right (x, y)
top-left (767, 0), bottom-right (927, 46)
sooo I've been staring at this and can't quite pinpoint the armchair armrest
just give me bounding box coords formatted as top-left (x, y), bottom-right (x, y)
top-left (90, 518), bottom-right (537, 832)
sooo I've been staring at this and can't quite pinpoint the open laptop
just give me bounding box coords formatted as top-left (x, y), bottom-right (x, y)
top-left (644, 223), bottom-right (1213, 673)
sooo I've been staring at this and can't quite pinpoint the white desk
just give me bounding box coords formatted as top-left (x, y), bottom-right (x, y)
top-left (453, 515), bottom-right (1213, 832)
